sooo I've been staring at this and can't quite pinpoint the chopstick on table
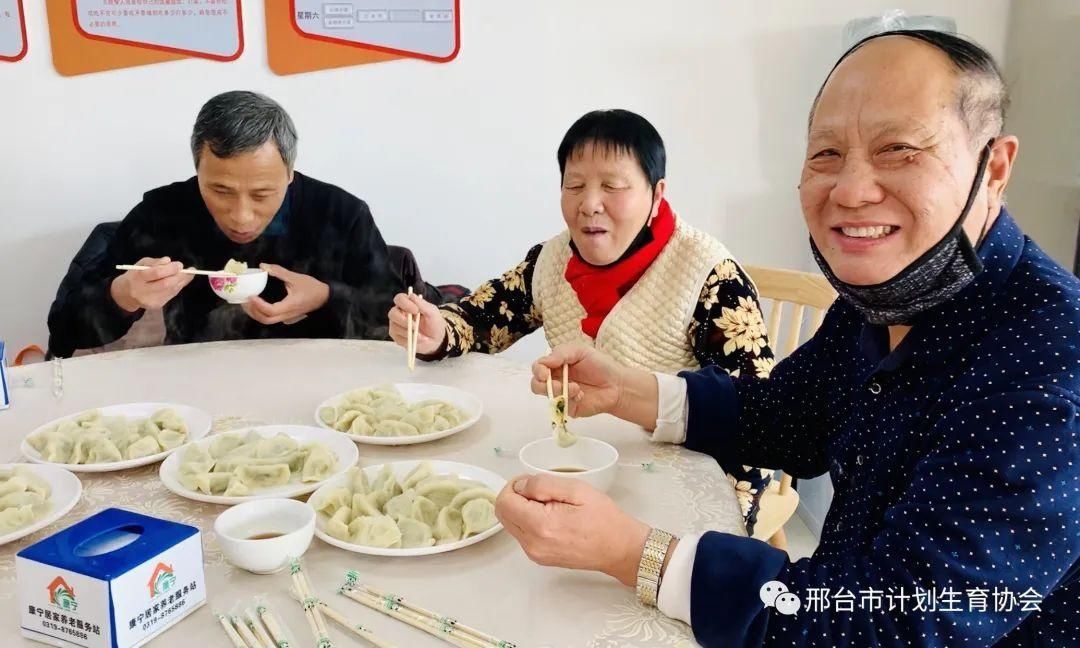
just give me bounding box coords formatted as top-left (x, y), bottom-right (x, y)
top-left (358, 583), bottom-right (516, 648)
top-left (406, 286), bottom-right (420, 371)
top-left (287, 586), bottom-right (396, 648)
top-left (115, 264), bottom-right (237, 277)
top-left (340, 586), bottom-right (487, 648)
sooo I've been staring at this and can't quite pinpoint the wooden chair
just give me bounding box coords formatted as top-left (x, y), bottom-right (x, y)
top-left (743, 265), bottom-right (837, 550)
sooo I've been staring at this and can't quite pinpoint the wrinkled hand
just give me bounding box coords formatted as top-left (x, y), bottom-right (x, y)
top-left (531, 345), bottom-right (627, 418)
top-left (111, 257), bottom-right (194, 312)
top-left (242, 263), bottom-right (329, 325)
top-left (388, 292), bottom-right (447, 355)
top-left (495, 473), bottom-right (650, 586)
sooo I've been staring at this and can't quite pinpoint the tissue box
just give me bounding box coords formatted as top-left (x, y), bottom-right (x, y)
top-left (1, 341), bottom-right (10, 410)
top-left (17, 508), bottom-right (206, 648)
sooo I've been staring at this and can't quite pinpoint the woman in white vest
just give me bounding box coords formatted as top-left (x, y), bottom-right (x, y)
top-left (389, 109), bottom-right (775, 533)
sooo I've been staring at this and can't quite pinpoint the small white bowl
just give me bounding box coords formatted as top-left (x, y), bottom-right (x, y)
top-left (209, 269), bottom-right (267, 304)
top-left (519, 437), bottom-right (619, 492)
top-left (214, 498), bottom-right (315, 574)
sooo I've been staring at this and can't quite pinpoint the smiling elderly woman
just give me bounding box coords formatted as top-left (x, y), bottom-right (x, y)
top-left (496, 31), bottom-right (1080, 648)
top-left (388, 109), bottom-right (775, 532)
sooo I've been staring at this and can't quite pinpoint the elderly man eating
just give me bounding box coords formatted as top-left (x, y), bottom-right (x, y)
top-left (495, 30), bottom-right (1080, 647)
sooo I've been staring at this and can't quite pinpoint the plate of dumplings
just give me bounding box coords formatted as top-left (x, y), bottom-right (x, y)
top-left (0, 464), bottom-right (83, 547)
top-left (21, 403), bottom-right (212, 473)
top-left (314, 384), bottom-right (483, 446)
top-left (158, 425), bottom-right (359, 505)
top-left (308, 460), bottom-right (504, 557)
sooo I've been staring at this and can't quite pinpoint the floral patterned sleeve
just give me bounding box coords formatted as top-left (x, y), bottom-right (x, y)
top-left (431, 244), bottom-right (545, 359)
top-left (690, 259), bottom-right (776, 379)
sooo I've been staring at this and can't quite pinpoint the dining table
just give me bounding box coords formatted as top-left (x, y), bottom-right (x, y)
top-left (0, 339), bottom-right (746, 647)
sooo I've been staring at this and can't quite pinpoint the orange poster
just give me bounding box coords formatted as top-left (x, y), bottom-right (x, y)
top-left (47, 0), bottom-right (243, 77)
top-left (0, 0), bottom-right (28, 62)
top-left (267, 0), bottom-right (459, 76)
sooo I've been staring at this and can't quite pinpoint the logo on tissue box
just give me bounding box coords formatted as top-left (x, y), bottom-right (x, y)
top-left (147, 563), bottom-right (176, 598)
top-left (47, 576), bottom-right (78, 612)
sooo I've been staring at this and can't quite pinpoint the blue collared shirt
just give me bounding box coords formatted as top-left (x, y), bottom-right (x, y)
top-left (681, 209), bottom-right (1080, 647)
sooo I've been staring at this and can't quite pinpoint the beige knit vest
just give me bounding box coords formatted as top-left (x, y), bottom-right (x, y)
top-left (533, 217), bottom-right (734, 374)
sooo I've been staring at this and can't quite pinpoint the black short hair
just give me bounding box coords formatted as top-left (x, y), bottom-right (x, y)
top-left (810, 30), bottom-right (1009, 144)
top-left (557, 110), bottom-right (666, 187)
top-left (191, 91), bottom-right (298, 169)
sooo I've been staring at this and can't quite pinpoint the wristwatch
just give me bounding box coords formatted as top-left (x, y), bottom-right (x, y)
top-left (636, 528), bottom-right (676, 607)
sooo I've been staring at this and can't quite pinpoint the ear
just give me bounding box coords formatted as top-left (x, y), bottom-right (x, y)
top-left (985, 136), bottom-right (1018, 213)
top-left (648, 179), bottom-right (667, 224)
top-left (287, 168), bottom-right (295, 185)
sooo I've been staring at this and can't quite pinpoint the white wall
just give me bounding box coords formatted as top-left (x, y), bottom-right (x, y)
top-left (1002, 0), bottom-right (1080, 269)
top-left (0, 0), bottom-right (1012, 362)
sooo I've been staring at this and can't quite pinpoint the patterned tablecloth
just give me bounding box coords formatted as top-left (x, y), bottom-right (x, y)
top-left (0, 340), bottom-right (744, 647)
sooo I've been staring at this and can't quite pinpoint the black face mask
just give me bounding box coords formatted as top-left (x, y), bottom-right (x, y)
top-left (810, 139), bottom-right (996, 326)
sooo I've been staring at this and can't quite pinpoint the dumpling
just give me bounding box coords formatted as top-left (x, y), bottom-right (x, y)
top-left (318, 406), bottom-right (338, 427)
top-left (383, 492), bottom-right (416, 521)
top-left (348, 416), bottom-right (375, 437)
top-left (434, 507), bottom-right (463, 544)
top-left (349, 468), bottom-right (370, 495)
top-left (415, 480), bottom-right (465, 509)
top-left (16, 468), bottom-right (51, 499)
top-left (401, 462), bottom-right (433, 491)
top-left (397, 517), bottom-right (435, 549)
top-left (151, 409), bottom-right (187, 434)
top-left (401, 406), bottom-right (437, 435)
top-left (208, 434), bottom-right (245, 459)
top-left (126, 435), bottom-right (162, 460)
top-left (353, 516), bottom-right (402, 548)
top-left (194, 472), bottom-right (233, 495)
top-left (0, 490), bottom-right (47, 511)
top-left (87, 438), bottom-right (123, 464)
top-left (42, 434), bottom-right (74, 463)
top-left (300, 444), bottom-right (336, 483)
top-left (351, 492), bottom-right (383, 518)
top-left (409, 495), bottom-right (439, 527)
top-left (235, 464), bottom-right (291, 488)
top-left (461, 498), bottom-right (498, 537)
top-left (0, 476), bottom-right (28, 498)
top-left (333, 410), bottom-right (366, 432)
top-left (447, 488), bottom-right (498, 511)
top-left (179, 445), bottom-right (215, 475)
top-left (139, 419), bottom-right (163, 440)
top-left (223, 475), bottom-right (251, 497)
top-left (373, 420), bottom-right (419, 437)
top-left (70, 430), bottom-right (105, 465)
top-left (73, 410), bottom-right (101, 425)
top-left (0, 505), bottom-right (37, 533)
top-left (157, 429), bottom-right (187, 451)
top-left (313, 487), bottom-right (351, 516)
top-left (256, 434), bottom-right (298, 459)
top-left (326, 511), bottom-right (351, 541)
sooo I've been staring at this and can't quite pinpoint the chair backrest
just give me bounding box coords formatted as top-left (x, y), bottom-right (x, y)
top-left (744, 265), bottom-right (837, 359)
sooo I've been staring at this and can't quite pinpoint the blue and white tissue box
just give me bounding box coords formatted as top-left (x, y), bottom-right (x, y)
top-left (16, 508), bottom-right (206, 648)
top-left (1, 341), bottom-right (10, 410)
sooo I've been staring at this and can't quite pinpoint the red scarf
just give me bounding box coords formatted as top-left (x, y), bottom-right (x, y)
top-left (564, 199), bottom-right (676, 338)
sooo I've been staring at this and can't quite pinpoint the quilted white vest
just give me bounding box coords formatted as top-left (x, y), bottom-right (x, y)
top-left (532, 217), bottom-right (734, 374)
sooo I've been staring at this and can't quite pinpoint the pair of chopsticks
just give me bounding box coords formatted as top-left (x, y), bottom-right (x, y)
top-left (115, 264), bottom-right (236, 278)
top-left (288, 558), bottom-right (395, 648)
top-left (216, 605), bottom-right (289, 648)
top-left (545, 362), bottom-right (569, 406)
top-left (405, 286), bottom-right (421, 371)
top-left (339, 574), bottom-right (515, 648)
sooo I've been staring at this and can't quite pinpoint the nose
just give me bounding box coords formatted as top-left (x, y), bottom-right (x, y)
top-left (578, 185), bottom-right (604, 217)
top-left (829, 154), bottom-right (886, 209)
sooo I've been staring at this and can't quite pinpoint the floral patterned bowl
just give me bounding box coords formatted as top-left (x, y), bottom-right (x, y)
top-left (209, 268), bottom-right (267, 304)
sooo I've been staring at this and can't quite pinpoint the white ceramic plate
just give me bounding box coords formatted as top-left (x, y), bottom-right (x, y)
top-left (159, 425), bottom-right (360, 505)
top-left (313, 383), bottom-right (483, 446)
top-left (310, 460), bottom-right (505, 557)
top-left (21, 403), bottom-right (213, 473)
top-left (0, 464), bottom-right (83, 546)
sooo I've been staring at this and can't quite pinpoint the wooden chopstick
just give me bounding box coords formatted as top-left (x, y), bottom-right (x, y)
top-left (290, 559), bottom-right (334, 647)
top-left (339, 587), bottom-right (488, 648)
top-left (359, 584), bottom-right (515, 648)
top-left (217, 613), bottom-right (251, 648)
top-left (288, 587), bottom-right (396, 648)
top-left (406, 287), bottom-right (421, 371)
top-left (114, 264), bottom-right (237, 277)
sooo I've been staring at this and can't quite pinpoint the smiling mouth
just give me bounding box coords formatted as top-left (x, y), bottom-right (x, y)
top-left (835, 225), bottom-right (898, 240)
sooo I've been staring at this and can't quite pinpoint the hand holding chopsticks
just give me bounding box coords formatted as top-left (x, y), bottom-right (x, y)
top-left (116, 264), bottom-right (237, 278)
top-left (405, 287), bottom-right (421, 371)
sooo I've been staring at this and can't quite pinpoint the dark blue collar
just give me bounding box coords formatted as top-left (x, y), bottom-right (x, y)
top-left (263, 189), bottom-right (291, 237)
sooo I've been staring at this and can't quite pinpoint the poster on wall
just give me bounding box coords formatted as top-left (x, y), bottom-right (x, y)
top-left (0, 0), bottom-right (28, 62)
top-left (47, 0), bottom-right (243, 76)
top-left (268, 0), bottom-right (458, 76)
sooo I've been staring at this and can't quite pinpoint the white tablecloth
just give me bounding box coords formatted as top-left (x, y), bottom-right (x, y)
top-left (0, 340), bottom-right (745, 647)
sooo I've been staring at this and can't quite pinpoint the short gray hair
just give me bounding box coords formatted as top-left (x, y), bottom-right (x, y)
top-left (809, 30), bottom-right (1010, 146)
top-left (190, 91), bottom-right (298, 169)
